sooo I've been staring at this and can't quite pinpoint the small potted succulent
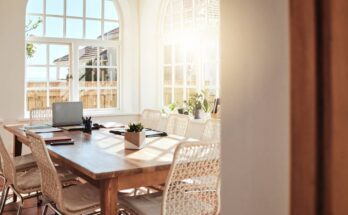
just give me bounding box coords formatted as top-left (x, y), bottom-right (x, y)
top-left (124, 123), bottom-right (146, 149)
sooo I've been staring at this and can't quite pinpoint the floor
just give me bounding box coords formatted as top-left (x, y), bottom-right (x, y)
top-left (0, 180), bottom-right (155, 215)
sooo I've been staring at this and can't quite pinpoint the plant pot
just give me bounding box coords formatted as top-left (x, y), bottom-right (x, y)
top-left (124, 131), bottom-right (146, 149)
top-left (193, 108), bottom-right (200, 119)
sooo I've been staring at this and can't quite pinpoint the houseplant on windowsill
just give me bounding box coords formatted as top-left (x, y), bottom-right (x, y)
top-left (184, 91), bottom-right (212, 119)
top-left (124, 123), bottom-right (146, 150)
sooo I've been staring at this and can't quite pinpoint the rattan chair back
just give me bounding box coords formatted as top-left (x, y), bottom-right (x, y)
top-left (162, 141), bottom-right (221, 215)
top-left (26, 131), bottom-right (63, 206)
top-left (201, 119), bottom-right (221, 142)
top-left (0, 135), bottom-right (16, 185)
top-left (165, 114), bottom-right (190, 136)
top-left (140, 109), bottom-right (162, 130)
top-left (29, 107), bottom-right (52, 125)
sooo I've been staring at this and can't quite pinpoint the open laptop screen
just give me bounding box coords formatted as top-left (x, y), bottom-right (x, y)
top-left (52, 102), bottom-right (83, 126)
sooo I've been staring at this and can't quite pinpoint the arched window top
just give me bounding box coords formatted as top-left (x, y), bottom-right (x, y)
top-left (162, 0), bottom-right (219, 42)
top-left (26, 0), bottom-right (120, 40)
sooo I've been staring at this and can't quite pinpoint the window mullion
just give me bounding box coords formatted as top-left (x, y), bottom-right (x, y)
top-left (64, 0), bottom-right (67, 38)
top-left (97, 47), bottom-right (100, 109)
top-left (101, 0), bottom-right (105, 40)
top-left (46, 44), bottom-right (50, 107)
top-left (43, 0), bottom-right (46, 36)
top-left (72, 42), bottom-right (79, 101)
top-left (83, 0), bottom-right (86, 39)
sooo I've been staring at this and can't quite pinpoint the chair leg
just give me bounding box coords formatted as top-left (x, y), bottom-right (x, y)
top-left (10, 185), bottom-right (24, 215)
top-left (16, 202), bottom-right (22, 215)
top-left (42, 204), bottom-right (48, 215)
top-left (46, 202), bottom-right (63, 215)
top-left (0, 185), bottom-right (10, 214)
top-left (15, 193), bottom-right (24, 215)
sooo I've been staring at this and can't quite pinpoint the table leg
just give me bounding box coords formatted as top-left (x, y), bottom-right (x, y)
top-left (100, 178), bottom-right (118, 215)
top-left (13, 136), bottom-right (22, 203)
top-left (13, 136), bottom-right (22, 157)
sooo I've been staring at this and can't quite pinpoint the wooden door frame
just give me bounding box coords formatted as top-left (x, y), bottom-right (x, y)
top-left (291, 0), bottom-right (348, 214)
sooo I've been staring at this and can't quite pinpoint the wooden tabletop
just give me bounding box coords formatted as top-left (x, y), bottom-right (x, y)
top-left (3, 125), bottom-right (191, 180)
top-left (3, 124), bottom-right (196, 214)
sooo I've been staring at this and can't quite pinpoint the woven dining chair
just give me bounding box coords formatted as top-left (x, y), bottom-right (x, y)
top-left (26, 131), bottom-right (100, 215)
top-left (201, 119), bottom-right (221, 142)
top-left (0, 135), bottom-right (38, 213)
top-left (0, 133), bottom-right (78, 214)
top-left (29, 107), bottom-right (52, 125)
top-left (120, 141), bottom-right (221, 215)
top-left (140, 109), bottom-right (162, 130)
top-left (0, 134), bottom-right (43, 215)
top-left (165, 114), bottom-right (190, 136)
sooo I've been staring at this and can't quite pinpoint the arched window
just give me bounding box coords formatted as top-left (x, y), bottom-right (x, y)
top-left (162, 0), bottom-right (220, 106)
top-left (25, 0), bottom-right (120, 113)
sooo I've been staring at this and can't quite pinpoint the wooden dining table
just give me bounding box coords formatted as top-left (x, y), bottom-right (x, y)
top-left (3, 124), bottom-right (191, 214)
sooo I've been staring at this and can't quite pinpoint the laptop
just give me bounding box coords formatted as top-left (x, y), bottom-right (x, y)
top-left (52, 102), bottom-right (83, 128)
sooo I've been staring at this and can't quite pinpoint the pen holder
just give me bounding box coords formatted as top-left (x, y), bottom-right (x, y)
top-left (82, 116), bottom-right (92, 134)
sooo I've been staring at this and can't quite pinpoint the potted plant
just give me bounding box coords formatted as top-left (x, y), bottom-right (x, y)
top-left (184, 91), bottom-right (211, 119)
top-left (124, 123), bottom-right (146, 149)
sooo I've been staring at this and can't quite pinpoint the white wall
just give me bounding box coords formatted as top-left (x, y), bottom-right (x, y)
top-left (138, 0), bottom-right (164, 110)
top-left (221, 0), bottom-right (290, 214)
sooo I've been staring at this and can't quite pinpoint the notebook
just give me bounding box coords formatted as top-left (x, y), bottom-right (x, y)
top-left (109, 128), bottom-right (168, 137)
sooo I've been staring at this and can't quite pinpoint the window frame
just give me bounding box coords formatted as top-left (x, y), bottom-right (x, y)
top-left (160, 0), bottom-right (220, 107)
top-left (25, 0), bottom-right (121, 117)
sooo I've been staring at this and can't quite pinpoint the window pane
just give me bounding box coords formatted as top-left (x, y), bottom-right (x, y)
top-left (100, 89), bottom-right (117, 108)
top-left (174, 88), bottom-right (184, 106)
top-left (46, 0), bottom-right (64, 16)
top-left (104, 0), bottom-right (118, 20)
top-left (173, 13), bottom-right (182, 29)
top-left (27, 0), bottom-right (43, 14)
top-left (195, 0), bottom-right (207, 25)
top-left (79, 68), bottom-right (97, 87)
top-left (79, 46), bottom-right (98, 66)
top-left (164, 46), bottom-right (172, 64)
top-left (164, 87), bottom-right (172, 105)
top-left (174, 45), bottom-right (184, 64)
top-left (99, 47), bottom-right (117, 66)
top-left (46, 17), bottom-right (64, 37)
top-left (204, 88), bottom-right (217, 103)
top-left (49, 44), bottom-right (70, 65)
top-left (186, 64), bottom-right (197, 86)
top-left (186, 88), bottom-right (196, 98)
top-left (66, 18), bottom-right (83, 39)
top-left (67, 0), bottom-right (83, 17)
top-left (99, 68), bottom-right (117, 87)
top-left (204, 64), bottom-right (217, 87)
top-left (207, 41), bottom-right (218, 62)
top-left (80, 90), bottom-right (97, 109)
top-left (164, 67), bottom-right (172, 85)
top-left (27, 90), bottom-right (47, 111)
top-left (86, 0), bottom-right (102, 18)
top-left (173, 0), bottom-right (183, 12)
top-left (86, 20), bottom-right (101, 39)
top-left (175, 66), bottom-right (184, 85)
top-left (104, 22), bottom-right (119, 40)
top-left (49, 89), bottom-right (69, 106)
top-left (26, 67), bottom-right (47, 88)
top-left (49, 67), bottom-right (69, 87)
top-left (27, 44), bottom-right (47, 65)
top-left (26, 16), bottom-right (43, 37)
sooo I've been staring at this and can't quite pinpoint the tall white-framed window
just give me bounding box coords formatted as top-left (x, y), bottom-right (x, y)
top-left (161, 0), bottom-right (220, 106)
top-left (25, 0), bottom-right (120, 114)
